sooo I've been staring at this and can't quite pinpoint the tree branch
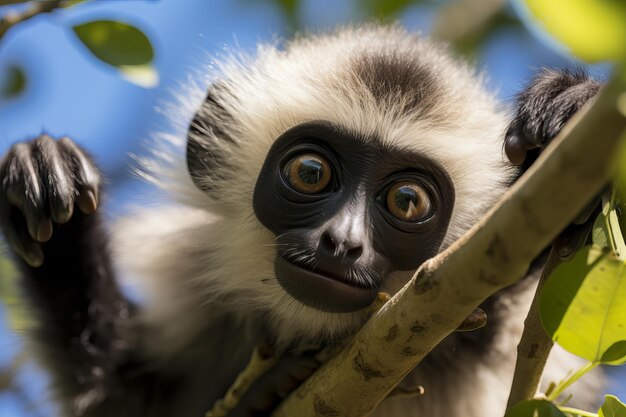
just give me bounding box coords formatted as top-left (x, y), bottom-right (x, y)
top-left (271, 69), bottom-right (626, 417)
top-left (0, 0), bottom-right (61, 41)
top-left (431, 0), bottom-right (506, 43)
top-left (207, 346), bottom-right (279, 417)
top-left (506, 246), bottom-right (560, 408)
top-left (0, 0), bottom-right (29, 6)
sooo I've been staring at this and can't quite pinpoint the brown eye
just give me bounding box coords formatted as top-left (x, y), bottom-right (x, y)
top-left (283, 154), bottom-right (332, 194)
top-left (386, 181), bottom-right (432, 222)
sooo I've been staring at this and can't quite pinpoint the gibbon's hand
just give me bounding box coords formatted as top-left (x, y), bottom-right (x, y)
top-left (505, 69), bottom-right (603, 259)
top-left (0, 135), bottom-right (100, 267)
top-left (504, 68), bottom-right (601, 168)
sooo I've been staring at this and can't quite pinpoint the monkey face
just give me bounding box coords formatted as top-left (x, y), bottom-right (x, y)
top-left (181, 27), bottom-right (515, 337)
top-left (252, 121), bottom-right (454, 313)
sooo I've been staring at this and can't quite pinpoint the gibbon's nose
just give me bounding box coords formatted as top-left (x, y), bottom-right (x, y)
top-left (317, 202), bottom-right (368, 263)
top-left (319, 230), bottom-right (364, 262)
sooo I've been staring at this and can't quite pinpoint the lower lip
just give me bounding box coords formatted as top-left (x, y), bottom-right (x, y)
top-left (274, 257), bottom-right (379, 313)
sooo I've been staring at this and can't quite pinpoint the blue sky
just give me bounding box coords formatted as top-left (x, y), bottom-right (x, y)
top-left (0, 0), bottom-right (621, 415)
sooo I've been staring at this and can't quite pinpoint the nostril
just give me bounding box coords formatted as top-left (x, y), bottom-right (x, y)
top-left (319, 231), bottom-right (364, 261)
top-left (320, 231), bottom-right (337, 252)
top-left (345, 246), bottom-right (363, 261)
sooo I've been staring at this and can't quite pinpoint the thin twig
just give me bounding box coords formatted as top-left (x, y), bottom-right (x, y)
top-left (547, 361), bottom-right (599, 402)
top-left (558, 406), bottom-right (598, 417)
top-left (506, 246), bottom-right (561, 408)
top-left (0, 0), bottom-right (62, 40)
top-left (205, 346), bottom-right (278, 417)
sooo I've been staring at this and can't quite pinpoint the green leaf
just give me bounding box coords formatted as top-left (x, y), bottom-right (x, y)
top-left (593, 213), bottom-right (609, 250)
top-left (0, 250), bottom-right (33, 331)
top-left (72, 20), bottom-right (158, 87)
top-left (73, 20), bottom-right (153, 66)
top-left (521, 0), bottom-right (626, 62)
top-left (601, 341), bottom-right (626, 363)
top-left (363, 0), bottom-right (417, 19)
top-left (599, 395), bottom-right (626, 417)
top-left (594, 193), bottom-right (626, 260)
top-left (506, 400), bottom-right (567, 417)
top-left (0, 65), bottom-right (26, 99)
top-left (118, 64), bottom-right (158, 88)
top-left (605, 194), bottom-right (626, 260)
top-left (275, 0), bottom-right (298, 13)
top-left (540, 247), bottom-right (626, 364)
top-left (62, 0), bottom-right (89, 7)
top-left (274, 0), bottom-right (299, 27)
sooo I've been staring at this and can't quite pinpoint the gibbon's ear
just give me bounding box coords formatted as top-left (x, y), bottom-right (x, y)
top-left (186, 83), bottom-right (237, 192)
top-left (186, 131), bottom-right (211, 192)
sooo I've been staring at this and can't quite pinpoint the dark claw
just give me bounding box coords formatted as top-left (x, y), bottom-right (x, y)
top-left (78, 189), bottom-right (98, 215)
top-left (52, 203), bottom-right (74, 225)
top-left (36, 217), bottom-right (53, 242)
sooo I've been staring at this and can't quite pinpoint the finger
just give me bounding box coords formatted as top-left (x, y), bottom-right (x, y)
top-left (3, 143), bottom-right (49, 242)
top-left (504, 135), bottom-right (528, 166)
top-left (33, 135), bottom-right (74, 224)
top-left (1, 208), bottom-right (43, 267)
top-left (58, 138), bottom-right (100, 215)
top-left (505, 123), bottom-right (544, 164)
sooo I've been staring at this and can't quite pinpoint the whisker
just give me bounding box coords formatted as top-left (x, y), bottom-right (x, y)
top-left (261, 242), bottom-right (291, 247)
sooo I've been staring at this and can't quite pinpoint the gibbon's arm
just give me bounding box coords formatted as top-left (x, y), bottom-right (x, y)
top-left (0, 135), bottom-right (137, 414)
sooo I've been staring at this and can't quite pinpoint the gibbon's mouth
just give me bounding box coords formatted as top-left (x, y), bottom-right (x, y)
top-left (274, 256), bottom-right (379, 313)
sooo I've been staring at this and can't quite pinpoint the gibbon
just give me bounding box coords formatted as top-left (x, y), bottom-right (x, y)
top-left (0, 25), bottom-right (602, 417)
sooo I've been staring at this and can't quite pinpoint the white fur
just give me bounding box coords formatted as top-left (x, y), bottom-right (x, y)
top-left (118, 25), bottom-right (514, 343)
top-left (112, 25), bottom-right (600, 416)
